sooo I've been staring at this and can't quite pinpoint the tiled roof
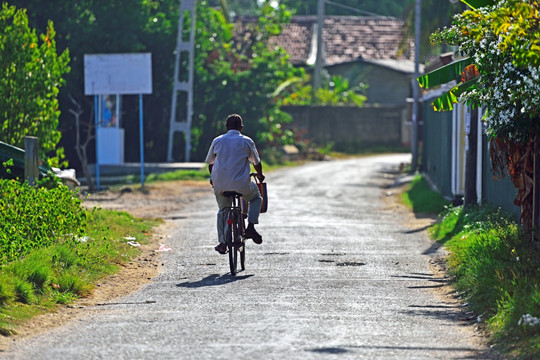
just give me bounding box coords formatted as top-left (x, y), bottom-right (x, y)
top-left (234, 15), bottom-right (413, 67)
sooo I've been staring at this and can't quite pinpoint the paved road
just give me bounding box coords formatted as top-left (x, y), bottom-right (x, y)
top-left (2, 154), bottom-right (497, 359)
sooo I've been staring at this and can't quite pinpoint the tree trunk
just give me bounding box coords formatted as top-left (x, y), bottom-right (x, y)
top-left (464, 106), bottom-right (478, 208)
top-left (533, 133), bottom-right (540, 241)
top-left (69, 95), bottom-right (95, 192)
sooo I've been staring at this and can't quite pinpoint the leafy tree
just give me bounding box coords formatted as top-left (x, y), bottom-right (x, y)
top-left (275, 73), bottom-right (367, 107)
top-left (189, 0), bottom-right (305, 160)
top-left (11, 0), bottom-right (309, 164)
top-left (0, 3), bottom-right (70, 166)
top-left (8, 0), bottom-right (179, 165)
top-left (430, 0), bottom-right (539, 141)
top-left (421, 0), bottom-right (540, 229)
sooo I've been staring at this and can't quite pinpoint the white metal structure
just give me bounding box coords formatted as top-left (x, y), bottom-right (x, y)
top-left (167, 0), bottom-right (196, 162)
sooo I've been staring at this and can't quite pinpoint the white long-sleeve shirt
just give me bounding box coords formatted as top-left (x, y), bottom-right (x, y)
top-left (205, 130), bottom-right (261, 196)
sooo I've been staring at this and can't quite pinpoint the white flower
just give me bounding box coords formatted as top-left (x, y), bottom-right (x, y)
top-left (518, 314), bottom-right (540, 327)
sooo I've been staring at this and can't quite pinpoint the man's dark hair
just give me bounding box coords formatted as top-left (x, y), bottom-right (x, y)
top-left (226, 114), bottom-right (243, 130)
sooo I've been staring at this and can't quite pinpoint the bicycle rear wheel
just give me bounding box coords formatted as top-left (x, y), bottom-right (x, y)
top-left (238, 212), bottom-right (246, 271)
top-left (227, 211), bottom-right (238, 276)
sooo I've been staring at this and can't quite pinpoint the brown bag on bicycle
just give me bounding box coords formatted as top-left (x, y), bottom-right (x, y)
top-left (257, 181), bottom-right (268, 213)
top-left (240, 180), bottom-right (268, 214)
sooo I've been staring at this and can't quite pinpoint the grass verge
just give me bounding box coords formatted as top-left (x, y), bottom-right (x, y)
top-left (403, 175), bottom-right (540, 359)
top-left (0, 207), bottom-right (161, 336)
top-left (400, 175), bottom-right (450, 214)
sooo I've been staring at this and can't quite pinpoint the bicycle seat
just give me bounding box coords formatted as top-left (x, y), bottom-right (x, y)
top-left (223, 191), bottom-right (242, 198)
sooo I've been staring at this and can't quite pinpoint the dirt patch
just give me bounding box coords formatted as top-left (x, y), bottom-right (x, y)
top-left (82, 180), bottom-right (210, 219)
top-left (0, 180), bottom-right (210, 352)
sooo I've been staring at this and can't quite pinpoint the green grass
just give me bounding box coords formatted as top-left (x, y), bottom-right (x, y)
top-left (400, 175), bottom-right (450, 214)
top-left (145, 168), bottom-right (209, 182)
top-left (0, 207), bottom-right (161, 335)
top-left (429, 205), bottom-right (540, 359)
top-left (403, 175), bottom-right (540, 359)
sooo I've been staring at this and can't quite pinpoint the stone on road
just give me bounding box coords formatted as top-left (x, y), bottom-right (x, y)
top-left (2, 154), bottom-right (496, 359)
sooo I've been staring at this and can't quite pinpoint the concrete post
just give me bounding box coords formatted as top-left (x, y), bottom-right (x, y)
top-left (24, 136), bottom-right (39, 186)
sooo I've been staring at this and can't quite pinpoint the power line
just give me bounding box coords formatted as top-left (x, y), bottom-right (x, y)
top-left (324, 0), bottom-right (389, 17)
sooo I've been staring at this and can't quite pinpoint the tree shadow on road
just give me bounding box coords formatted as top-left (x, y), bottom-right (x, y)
top-left (176, 273), bottom-right (254, 288)
top-left (307, 344), bottom-right (498, 359)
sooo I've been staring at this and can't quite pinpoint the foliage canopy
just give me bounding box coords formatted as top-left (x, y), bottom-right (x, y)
top-left (0, 3), bottom-right (70, 166)
top-left (429, 0), bottom-right (540, 142)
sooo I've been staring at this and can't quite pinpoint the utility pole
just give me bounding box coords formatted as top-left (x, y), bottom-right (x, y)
top-left (313, 0), bottom-right (325, 91)
top-left (167, 0), bottom-right (196, 162)
top-left (411, 0), bottom-right (421, 172)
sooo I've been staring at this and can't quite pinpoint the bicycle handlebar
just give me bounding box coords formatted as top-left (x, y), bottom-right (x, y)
top-left (250, 172), bottom-right (265, 183)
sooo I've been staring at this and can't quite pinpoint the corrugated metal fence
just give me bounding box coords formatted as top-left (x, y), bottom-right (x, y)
top-left (421, 99), bottom-right (521, 220)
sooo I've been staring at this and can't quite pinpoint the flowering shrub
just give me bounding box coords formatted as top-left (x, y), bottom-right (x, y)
top-left (430, 0), bottom-right (540, 142)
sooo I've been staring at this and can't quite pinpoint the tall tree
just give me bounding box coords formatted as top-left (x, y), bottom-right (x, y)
top-left (0, 3), bottom-right (70, 166)
top-left (189, 0), bottom-right (304, 160)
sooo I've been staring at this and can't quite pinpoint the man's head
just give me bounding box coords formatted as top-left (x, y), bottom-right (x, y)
top-left (226, 114), bottom-right (243, 131)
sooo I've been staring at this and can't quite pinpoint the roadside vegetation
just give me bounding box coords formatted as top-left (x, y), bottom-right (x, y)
top-left (0, 177), bottom-right (160, 336)
top-left (403, 174), bottom-right (540, 359)
top-left (400, 175), bottom-right (450, 214)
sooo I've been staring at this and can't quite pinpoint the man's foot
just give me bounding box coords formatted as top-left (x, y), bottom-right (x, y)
top-left (214, 243), bottom-right (227, 254)
top-left (244, 227), bottom-right (262, 244)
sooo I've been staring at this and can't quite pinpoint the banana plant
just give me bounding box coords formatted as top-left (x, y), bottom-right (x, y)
top-left (417, 0), bottom-right (496, 111)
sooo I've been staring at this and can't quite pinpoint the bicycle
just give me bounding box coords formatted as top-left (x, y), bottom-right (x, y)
top-left (222, 190), bottom-right (246, 276)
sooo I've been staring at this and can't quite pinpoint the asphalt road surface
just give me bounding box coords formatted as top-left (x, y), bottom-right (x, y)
top-left (2, 154), bottom-right (498, 359)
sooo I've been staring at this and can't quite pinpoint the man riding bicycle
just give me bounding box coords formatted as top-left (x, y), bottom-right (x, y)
top-left (205, 114), bottom-right (265, 254)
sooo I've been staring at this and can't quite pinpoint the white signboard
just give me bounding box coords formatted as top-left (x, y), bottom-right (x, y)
top-left (84, 53), bottom-right (152, 95)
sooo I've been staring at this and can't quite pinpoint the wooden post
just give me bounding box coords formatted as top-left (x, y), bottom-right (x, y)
top-left (464, 106), bottom-right (478, 208)
top-left (24, 136), bottom-right (39, 186)
top-left (533, 133), bottom-right (540, 241)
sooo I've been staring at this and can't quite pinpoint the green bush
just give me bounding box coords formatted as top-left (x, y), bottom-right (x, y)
top-left (0, 179), bottom-right (87, 264)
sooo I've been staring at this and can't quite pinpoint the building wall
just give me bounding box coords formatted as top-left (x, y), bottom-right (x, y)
top-left (282, 105), bottom-right (404, 152)
top-left (327, 62), bottom-right (411, 106)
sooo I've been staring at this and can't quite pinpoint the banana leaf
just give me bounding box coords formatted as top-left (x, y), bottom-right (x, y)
top-left (417, 57), bottom-right (474, 89)
top-left (431, 78), bottom-right (478, 111)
